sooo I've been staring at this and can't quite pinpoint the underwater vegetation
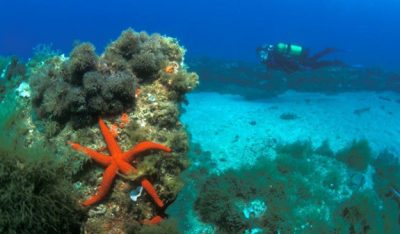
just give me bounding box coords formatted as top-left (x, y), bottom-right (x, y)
top-left (0, 93), bottom-right (83, 234)
top-left (336, 139), bottom-right (372, 171)
top-left (0, 56), bottom-right (26, 101)
top-left (1, 57), bottom-right (26, 81)
top-left (195, 140), bottom-right (400, 233)
top-left (0, 150), bottom-right (84, 234)
top-left (0, 28), bottom-right (198, 233)
top-left (30, 28), bottom-right (197, 128)
top-left (29, 41), bottom-right (136, 128)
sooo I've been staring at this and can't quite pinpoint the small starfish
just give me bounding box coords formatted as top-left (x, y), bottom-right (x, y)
top-left (69, 118), bottom-right (171, 207)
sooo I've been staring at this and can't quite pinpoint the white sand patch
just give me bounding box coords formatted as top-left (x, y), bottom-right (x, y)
top-left (181, 91), bottom-right (400, 173)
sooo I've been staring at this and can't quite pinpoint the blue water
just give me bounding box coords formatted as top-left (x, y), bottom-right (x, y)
top-left (2, 1), bottom-right (400, 233)
top-left (1, 0), bottom-right (400, 69)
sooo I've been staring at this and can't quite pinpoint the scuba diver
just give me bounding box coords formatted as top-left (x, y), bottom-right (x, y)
top-left (256, 43), bottom-right (345, 73)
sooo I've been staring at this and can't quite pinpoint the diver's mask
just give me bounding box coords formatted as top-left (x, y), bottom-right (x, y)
top-left (259, 44), bottom-right (273, 62)
top-left (259, 50), bottom-right (268, 62)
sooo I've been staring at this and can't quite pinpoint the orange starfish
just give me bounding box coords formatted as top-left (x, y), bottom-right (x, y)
top-left (69, 118), bottom-right (171, 207)
top-left (142, 215), bottom-right (164, 225)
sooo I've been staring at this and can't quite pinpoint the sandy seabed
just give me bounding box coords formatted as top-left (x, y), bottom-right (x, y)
top-left (182, 91), bottom-right (400, 172)
top-left (175, 90), bottom-right (400, 233)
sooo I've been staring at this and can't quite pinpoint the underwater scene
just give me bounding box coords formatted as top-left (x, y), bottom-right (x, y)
top-left (1, 0), bottom-right (400, 233)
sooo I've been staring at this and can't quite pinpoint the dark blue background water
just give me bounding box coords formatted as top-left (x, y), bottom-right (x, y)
top-left (1, 0), bottom-right (399, 69)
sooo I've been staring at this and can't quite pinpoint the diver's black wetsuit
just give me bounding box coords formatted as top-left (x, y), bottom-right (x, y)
top-left (257, 44), bottom-right (345, 73)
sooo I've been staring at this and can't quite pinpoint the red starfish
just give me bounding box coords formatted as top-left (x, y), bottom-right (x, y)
top-left (69, 118), bottom-right (171, 207)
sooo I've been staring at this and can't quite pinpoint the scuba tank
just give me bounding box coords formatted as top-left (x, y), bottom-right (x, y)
top-left (276, 43), bottom-right (303, 57)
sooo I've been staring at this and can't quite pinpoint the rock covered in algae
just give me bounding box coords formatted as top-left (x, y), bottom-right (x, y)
top-left (10, 28), bottom-right (200, 233)
top-left (30, 28), bottom-right (198, 129)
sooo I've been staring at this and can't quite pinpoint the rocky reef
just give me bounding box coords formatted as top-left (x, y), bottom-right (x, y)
top-left (193, 140), bottom-right (400, 233)
top-left (0, 28), bottom-right (198, 233)
top-left (190, 57), bottom-right (400, 100)
top-left (30, 29), bottom-right (197, 128)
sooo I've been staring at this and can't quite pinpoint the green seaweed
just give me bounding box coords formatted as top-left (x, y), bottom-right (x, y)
top-left (0, 151), bottom-right (84, 234)
top-left (126, 218), bottom-right (180, 234)
top-left (64, 42), bottom-right (98, 84)
top-left (0, 93), bottom-right (83, 234)
top-left (194, 140), bottom-right (400, 233)
top-left (372, 150), bottom-right (400, 198)
top-left (315, 140), bottom-right (334, 157)
top-left (275, 140), bottom-right (313, 159)
top-left (336, 139), bottom-right (372, 171)
top-left (334, 192), bottom-right (384, 233)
